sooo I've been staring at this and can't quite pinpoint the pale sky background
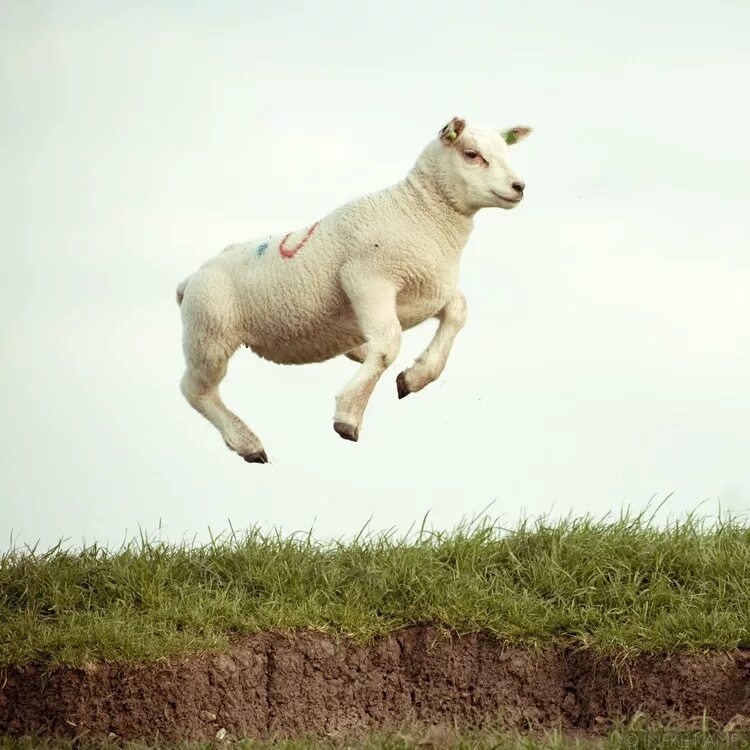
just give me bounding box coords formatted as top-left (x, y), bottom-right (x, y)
top-left (1, 0), bottom-right (749, 550)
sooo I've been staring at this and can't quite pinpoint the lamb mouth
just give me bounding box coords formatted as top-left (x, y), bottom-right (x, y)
top-left (491, 191), bottom-right (522, 204)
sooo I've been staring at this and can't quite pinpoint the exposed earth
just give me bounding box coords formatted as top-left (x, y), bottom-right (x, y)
top-left (2, 627), bottom-right (749, 742)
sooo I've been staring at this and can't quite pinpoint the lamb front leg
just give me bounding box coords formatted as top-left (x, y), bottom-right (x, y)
top-left (396, 289), bottom-right (467, 399)
top-left (334, 274), bottom-right (401, 442)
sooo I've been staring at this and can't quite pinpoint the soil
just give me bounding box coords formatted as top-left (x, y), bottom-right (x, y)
top-left (1, 627), bottom-right (749, 742)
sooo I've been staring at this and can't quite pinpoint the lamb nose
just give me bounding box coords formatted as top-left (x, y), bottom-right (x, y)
top-left (512, 181), bottom-right (526, 195)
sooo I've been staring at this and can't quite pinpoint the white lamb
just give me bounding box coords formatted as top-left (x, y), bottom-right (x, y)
top-left (177, 117), bottom-right (532, 462)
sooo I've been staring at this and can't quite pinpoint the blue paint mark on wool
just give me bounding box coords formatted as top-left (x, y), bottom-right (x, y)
top-left (256, 242), bottom-right (268, 257)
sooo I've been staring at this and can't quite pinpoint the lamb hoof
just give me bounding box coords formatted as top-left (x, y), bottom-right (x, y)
top-left (396, 372), bottom-right (410, 400)
top-left (333, 421), bottom-right (359, 442)
top-left (243, 450), bottom-right (268, 464)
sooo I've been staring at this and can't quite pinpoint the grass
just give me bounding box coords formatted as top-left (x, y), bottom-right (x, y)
top-left (3, 724), bottom-right (750, 749)
top-left (1, 513), bottom-right (749, 667)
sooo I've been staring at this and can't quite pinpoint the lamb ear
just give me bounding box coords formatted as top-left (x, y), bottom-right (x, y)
top-left (501, 126), bottom-right (533, 145)
top-left (439, 117), bottom-right (465, 144)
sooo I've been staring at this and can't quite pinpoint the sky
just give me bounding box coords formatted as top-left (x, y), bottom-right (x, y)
top-left (1, 0), bottom-right (749, 550)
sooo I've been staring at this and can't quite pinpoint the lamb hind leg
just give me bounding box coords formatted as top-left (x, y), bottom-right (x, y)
top-left (180, 322), bottom-right (268, 463)
top-left (334, 275), bottom-right (401, 442)
top-left (396, 289), bottom-right (467, 399)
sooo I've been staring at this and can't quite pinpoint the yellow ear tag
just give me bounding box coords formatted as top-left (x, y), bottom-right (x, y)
top-left (447, 130), bottom-right (457, 141)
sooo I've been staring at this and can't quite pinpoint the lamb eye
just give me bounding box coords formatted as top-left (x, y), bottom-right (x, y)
top-left (464, 150), bottom-right (477, 159)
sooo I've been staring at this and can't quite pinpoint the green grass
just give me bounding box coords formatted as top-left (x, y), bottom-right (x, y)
top-left (2, 513), bottom-right (750, 667)
top-left (3, 724), bottom-right (750, 749)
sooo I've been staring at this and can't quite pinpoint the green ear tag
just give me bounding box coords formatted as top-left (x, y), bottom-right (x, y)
top-left (447, 130), bottom-right (457, 141)
top-left (503, 130), bottom-right (518, 145)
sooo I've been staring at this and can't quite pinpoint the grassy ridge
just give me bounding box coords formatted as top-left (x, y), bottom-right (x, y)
top-left (1, 514), bottom-right (749, 666)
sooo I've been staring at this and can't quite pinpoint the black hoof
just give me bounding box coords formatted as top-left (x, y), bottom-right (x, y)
top-left (333, 421), bottom-right (359, 442)
top-left (243, 450), bottom-right (268, 464)
top-left (396, 372), bottom-right (410, 400)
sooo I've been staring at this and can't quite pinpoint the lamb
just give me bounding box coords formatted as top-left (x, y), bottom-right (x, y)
top-left (177, 117), bottom-right (532, 462)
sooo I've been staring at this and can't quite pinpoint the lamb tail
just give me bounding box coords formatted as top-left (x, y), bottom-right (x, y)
top-left (176, 275), bottom-right (191, 306)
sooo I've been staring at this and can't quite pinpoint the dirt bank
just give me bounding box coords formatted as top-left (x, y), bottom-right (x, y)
top-left (2, 627), bottom-right (749, 742)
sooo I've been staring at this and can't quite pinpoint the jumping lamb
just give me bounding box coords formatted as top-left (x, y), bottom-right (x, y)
top-left (177, 117), bottom-right (532, 462)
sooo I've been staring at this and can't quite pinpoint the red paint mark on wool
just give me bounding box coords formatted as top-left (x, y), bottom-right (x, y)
top-left (279, 222), bottom-right (319, 259)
